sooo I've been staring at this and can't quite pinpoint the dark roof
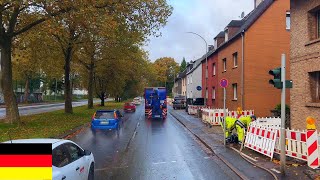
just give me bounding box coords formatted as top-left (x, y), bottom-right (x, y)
top-left (201, 0), bottom-right (274, 63)
top-left (214, 31), bottom-right (225, 39)
top-left (227, 20), bottom-right (244, 27)
top-left (238, 0), bottom-right (273, 33)
top-left (186, 58), bottom-right (202, 75)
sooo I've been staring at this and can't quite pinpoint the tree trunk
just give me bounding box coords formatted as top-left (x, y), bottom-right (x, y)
top-left (64, 46), bottom-right (73, 114)
top-left (87, 63), bottom-right (94, 109)
top-left (100, 92), bottom-right (105, 106)
top-left (24, 78), bottom-right (29, 103)
top-left (0, 41), bottom-right (20, 123)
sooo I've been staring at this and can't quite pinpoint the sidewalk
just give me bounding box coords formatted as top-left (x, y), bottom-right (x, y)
top-left (170, 109), bottom-right (319, 180)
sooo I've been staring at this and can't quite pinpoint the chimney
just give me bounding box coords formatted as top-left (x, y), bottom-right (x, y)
top-left (254, 0), bottom-right (264, 8)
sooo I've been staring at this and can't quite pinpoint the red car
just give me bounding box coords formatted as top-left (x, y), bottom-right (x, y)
top-left (124, 102), bottom-right (136, 112)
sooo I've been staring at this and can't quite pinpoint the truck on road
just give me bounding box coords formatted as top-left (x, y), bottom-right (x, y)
top-left (144, 87), bottom-right (167, 119)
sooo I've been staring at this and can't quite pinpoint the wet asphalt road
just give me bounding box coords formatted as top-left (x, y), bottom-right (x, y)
top-left (72, 104), bottom-right (240, 180)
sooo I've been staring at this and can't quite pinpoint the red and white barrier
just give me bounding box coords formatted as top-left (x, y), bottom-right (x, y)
top-left (251, 117), bottom-right (281, 129)
top-left (307, 129), bottom-right (319, 169)
top-left (245, 124), bottom-right (278, 159)
top-left (247, 122), bottom-right (320, 169)
top-left (274, 129), bottom-right (308, 161)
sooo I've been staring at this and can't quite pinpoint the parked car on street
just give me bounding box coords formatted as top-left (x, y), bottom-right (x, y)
top-left (91, 110), bottom-right (123, 130)
top-left (172, 96), bottom-right (186, 109)
top-left (124, 102), bottom-right (136, 112)
top-left (2, 138), bottom-right (95, 180)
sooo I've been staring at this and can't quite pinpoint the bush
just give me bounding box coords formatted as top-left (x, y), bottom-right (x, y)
top-left (275, 104), bottom-right (290, 112)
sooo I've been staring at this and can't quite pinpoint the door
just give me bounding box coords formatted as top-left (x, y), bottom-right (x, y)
top-left (64, 143), bottom-right (88, 180)
top-left (52, 144), bottom-right (78, 180)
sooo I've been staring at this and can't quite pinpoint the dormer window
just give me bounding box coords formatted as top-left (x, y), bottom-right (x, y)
top-left (214, 39), bottom-right (218, 49)
top-left (225, 28), bottom-right (229, 41)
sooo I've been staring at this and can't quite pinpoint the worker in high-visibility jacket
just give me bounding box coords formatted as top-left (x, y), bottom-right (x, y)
top-left (221, 115), bottom-right (256, 143)
top-left (236, 115), bottom-right (257, 142)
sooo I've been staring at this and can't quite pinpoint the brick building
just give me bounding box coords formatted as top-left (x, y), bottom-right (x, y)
top-left (290, 0), bottom-right (320, 130)
top-left (201, 0), bottom-right (290, 117)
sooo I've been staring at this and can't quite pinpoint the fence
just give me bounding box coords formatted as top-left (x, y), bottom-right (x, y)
top-left (200, 108), bottom-right (254, 126)
top-left (246, 118), bottom-right (320, 169)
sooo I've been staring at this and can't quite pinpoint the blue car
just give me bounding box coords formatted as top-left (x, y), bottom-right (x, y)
top-left (91, 110), bottom-right (122, 130)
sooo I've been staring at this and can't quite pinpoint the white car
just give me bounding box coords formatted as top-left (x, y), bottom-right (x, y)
top-left (133, 97), bottom-right (141, 105)
top-left (3, 139), bottom-right (95, 180)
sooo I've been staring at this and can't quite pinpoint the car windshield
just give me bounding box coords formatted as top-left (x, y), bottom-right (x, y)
top-left (94, 112), bottom-right (115, 119)
top-left (125, 103), bottom-right (132, 106)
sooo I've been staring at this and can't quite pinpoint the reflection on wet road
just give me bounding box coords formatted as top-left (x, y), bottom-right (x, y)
top-left (72, 105), bottom-right (239, 180)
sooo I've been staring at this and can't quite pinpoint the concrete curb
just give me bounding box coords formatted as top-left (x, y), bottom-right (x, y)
top-left (170, 111), bottom-right (249, 180)
top-left (54, 123), bottom-right (90, 139)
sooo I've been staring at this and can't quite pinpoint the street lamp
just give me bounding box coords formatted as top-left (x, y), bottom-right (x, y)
top-left (186, 32), bottom-right (208, 106)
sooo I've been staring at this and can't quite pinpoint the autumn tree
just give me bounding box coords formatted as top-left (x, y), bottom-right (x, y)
top-left (152, 57), bottom-right (179, 93)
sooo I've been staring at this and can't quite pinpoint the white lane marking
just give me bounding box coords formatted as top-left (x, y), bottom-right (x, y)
top-left (132, 131), bottom-right (137, 139)
top-left (271, 168), bottom-right (281, 174)
top-left (230, 147), bottom-right (258, 162)
top-left (153, 162), bottom-right (167, 165)
top-left (171, 160), bottom-right (177, 163)
top-left (204, 156), bottom-right (210, 159)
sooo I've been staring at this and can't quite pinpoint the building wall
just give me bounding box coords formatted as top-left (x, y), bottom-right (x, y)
top-left (187, 63), bottom-right (202, 98)
top-left (202, 53), bottom-right (219, 107)
top-left (217, 38), bottom-right (242, 111)
top-left (181, 77), bottom-right (187, 96)
top-left (244, 0), bottom-right (290, 117)
top-left (290, 0), bottom-right (320, 130)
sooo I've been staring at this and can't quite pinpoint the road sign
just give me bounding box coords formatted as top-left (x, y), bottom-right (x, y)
top-left (196, 86), bottom-right (202, 91)
top-left (220, 78), bottom-right (228, 88)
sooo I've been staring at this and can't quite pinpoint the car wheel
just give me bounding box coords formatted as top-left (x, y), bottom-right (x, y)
top-left (88, 163), bottom-right (94, 180)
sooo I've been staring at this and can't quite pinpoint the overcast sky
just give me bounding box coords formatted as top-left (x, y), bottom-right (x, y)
top-left (144, 0), bottom-right (254, 64)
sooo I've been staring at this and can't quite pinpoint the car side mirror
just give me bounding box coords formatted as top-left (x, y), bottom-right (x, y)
top-left (84, 150), bottom-right (91, 156)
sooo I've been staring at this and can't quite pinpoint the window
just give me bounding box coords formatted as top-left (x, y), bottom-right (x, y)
top-left (214, 39), bottom-right (218, 49)
top-left (95, 111), bottom-right (115, 119)
top-left (212, 63), bottom-right (216, 76)
top-left (206, 89), bottom-right (208, 99)
top-left (223, 58), bottom-right (227, 72)
top-left (212, 87), bottom-right (216, 100)
top-left (65, 143), bottom-right (83, 163)
top-left (309, 71), bottom-right (320, 102)
top-left (286, 11), bottom-right (290, 30)
top-left (308, 8), bottom-right (320, 40)
top-left (233, 52), bottom-right (238, 67)
top-left (53, 145), bottom-right (70, 168)
top-left (225, 29), bottom-right (229, 41)
top-left (232, 83), bottom-right (238, 100)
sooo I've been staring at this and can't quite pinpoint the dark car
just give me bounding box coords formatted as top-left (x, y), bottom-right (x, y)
top-left (91, 110), bottom-right (123, 130)
top-left (173, 96), bottom-right (186, 109)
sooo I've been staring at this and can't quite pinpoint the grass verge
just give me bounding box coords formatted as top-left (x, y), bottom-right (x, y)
top-left (0, 101), bottom-right (124, 142)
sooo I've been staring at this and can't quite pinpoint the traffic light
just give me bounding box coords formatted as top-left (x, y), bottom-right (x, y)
top-left (269, 67), bottom-right (293, 89)
top-left (269, 67), bottom-right (282, 89)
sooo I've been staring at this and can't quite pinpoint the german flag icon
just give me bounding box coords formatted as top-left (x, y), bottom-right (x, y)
top-left (0, 143), bottom-right (52, 180)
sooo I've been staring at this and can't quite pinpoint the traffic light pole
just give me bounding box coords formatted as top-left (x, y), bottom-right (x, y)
top-left (280, 54), bottom-right (286, 175)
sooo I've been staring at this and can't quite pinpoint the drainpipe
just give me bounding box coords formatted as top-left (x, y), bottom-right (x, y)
top-left (241, 30), bottom-right (245, 109)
